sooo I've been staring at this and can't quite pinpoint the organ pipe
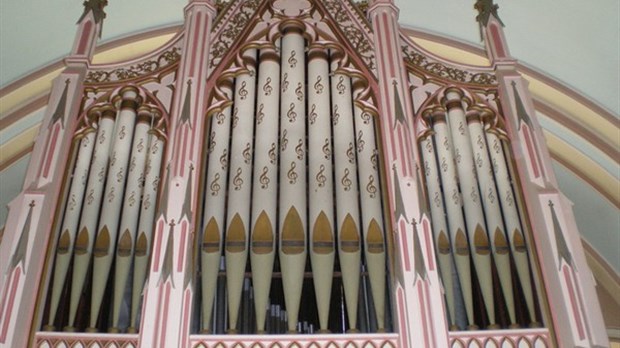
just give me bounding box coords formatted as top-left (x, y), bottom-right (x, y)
top-left (352, 81), bottom-right (386, 331)
top-left (201, 83), bottom-right (234, 332)
top-left (251, 45), bottom-right (281, 333)
top-left (90, 86), bottom-right (140, 331)
top-left (330, 57), bottom-right (361, 332)
top-left (426, 107), bottom-right (476, 329)
top-left (443, 89), bottom-right (496, 328)
top-left (307, 47), bottom-right (335, 332)
top-left (466, 107), bottom-right (517, 327)
top-left (45, 118), bottom-right (97, 330)
top-left (66, 104), bottom-right (117, 331)
top-left (225, 48), bottom-right (257, 333)
top-left (278, 29), bottom-right (307, 333)
top-left (110, 106), bottom-right (153, 332)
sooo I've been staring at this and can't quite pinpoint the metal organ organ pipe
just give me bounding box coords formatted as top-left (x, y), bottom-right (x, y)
top-left (419, 87), bottom-right (539, 330)
top-left (197, 32), bottom-right (390, 334)
top-left (43, 87), bottom-right (167, 333)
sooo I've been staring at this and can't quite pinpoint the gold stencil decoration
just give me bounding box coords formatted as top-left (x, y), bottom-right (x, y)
top-left (455, 228), bottom-right (469, 256)
top-left (57, 229), bottom-right (71, 254)
top-left (366, 219), bottom-right (384, 254)
top-left (340, 214), bottom-right (360, 253)
top-left (252, 211), bottom-right (274, 255)
top-left (281, 207), bottom-right (305, 255)
top-left (312, 211), bottom-right (334, 255)
top-left (226, 213), bottom-right (246, 253)
top-left (437, 230), bottom-right (451, 254)
top-left (135, 232), bottom-right (148, 256)
top-left (203, 217), bottom-right (220, 253)
top-left (117, 229), bottom-right (133, 257)
top-left (74, 227), bottom-right (90, 255)
top-left (94, 225), bottom-right (110, 257)
top-left (473, 224), bottom-right (490, 255)
top-left (513, 229), bottom-right (527, 252)
top-left (494, 227), bottom-right (509, 254)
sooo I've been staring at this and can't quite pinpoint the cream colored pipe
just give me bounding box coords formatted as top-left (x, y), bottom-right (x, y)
top-left (443, 89), bottom-right (495, 328)
top-left (129, 125), bottom-right (164, 332)
top-left (330, 60), bottom-right (361, 332)
top-left (201, 84), bottom-right (233, 332)
top-left (251, 45), bottom-right (280, 333)
top-left (307, 48), bottom-right (335, 332)
top-left (225, 49), bottom-right (257, 333)
top-left (45, 126), bottom-right (96, 330)
top-left (278, 30), bottom-right (307, 333)
top-left (419, 135), bottom-right (457, 330)
top-left (66, 105), bottom-right (116, 331)
top-left (90, 87), bottom-right (139, 331)
top-left (467, 109), bottom-right (517, 327)
top-left (486, 128), bottom-right (537, 325)
top-left (352, 82), bottom-right (385, 332)
top-left (110, 108), bottom-right (152, 332)
top-left (428, 108), bottom-right (476, 329)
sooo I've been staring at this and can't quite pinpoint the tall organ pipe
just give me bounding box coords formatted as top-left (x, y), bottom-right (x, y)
top-left (307, 48), bottom-right (335, 332)
top-left (225, 49), bottom-right (257, 333)
top-left (484, 118), bottom-right (538, 326)
top-left (90, 87), bottom-right (140, 331)
top-left (201, 83), bottom-right (234, 332)
top-left (425, 107), bottom-right (476, 329)
top-left (278, 29), bottom-right (307, 333)
top-left (352, 82), bottom-right (386, 331)
top-left (129, 117), bottom-right (165, 332)
top-left (330, 57), bottom-right (361, 332)
top-left (110, 107), bottom-right (153, 332)
top-left (443, 89), bottom-right (496, 328)
top-left (418, 134), bottom-right (457, 330)
top-left (65, 104), bottom-right (117, 331)
top-left (251, 45), bottom-right (281, 333)
top-left (466, 107), bottom-right (517, 327)
top-left (45, 118), bottom-right (97, 330)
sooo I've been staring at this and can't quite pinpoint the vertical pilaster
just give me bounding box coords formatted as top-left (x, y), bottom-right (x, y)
top-left (0, 4), bottom-right (105, 347)
top-left (477, 1), bottom-right (609, 346)
top-left (368, 1), bottom-right (449, 346)
top-left (138, 1), bottom-right (216, 347)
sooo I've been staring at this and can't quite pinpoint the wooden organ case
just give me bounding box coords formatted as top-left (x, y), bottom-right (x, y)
top-left (0, 0), bottom-right (609, 348)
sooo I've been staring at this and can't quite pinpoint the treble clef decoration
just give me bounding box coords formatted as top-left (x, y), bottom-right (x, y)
top-left (366, 175), bottom-right (377, 198)
top-left (295, 139), bottom-right (304, 160)
top-left (263, 77), bottom-right (273, 96)
top-left (233, 168), bottom-right (244, 191)
top-left (337, 76), bottom-right (346, 94)
top-left (322, 138), bottom-right (331, 160)
top-left (287, 103), bottom-right (297, 123)
top-left (295, 82), bottom-right (304, 101)
top-left (316, 164), bottom-right (327, 188)
top-left (287, 161), bottom-right (298, 184)
top-left (356, 130), bottom-right (365, 152)
top-left (243, 142), bottom-right (252, 164)
top-left (314, 75), bottom-right (324, 94)
top-left (346, 142), bottom-right (355, 164)
top-left (238, 81), bottom-right (249, 100)
top-left (288, 50), bottom-right (297, 68)
top-left (282, 73), bottom-right (289, 92)
top-left (341, 168), bottom-right (352, 191)
top-left (280, 130), bottom-right (289, 151)
top-left (269, 143), bottom-right (277, 164)
top-left (210, 173), bottom-right (221, 196)
top-left (333, 104), bottom-right (340, 125)
top-left (309, 104), bottom-right (318, 125)
top-left (257, 103), bottom-right (265, 124)
top-left (259, 166), bottom-right (270, 189)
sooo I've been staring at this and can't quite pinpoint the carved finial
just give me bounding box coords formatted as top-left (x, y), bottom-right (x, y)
top-left (548, 200), bottom-right (554, 208)
top-left (475, 0), bottom-right (504, 27)
top-left (78, 0), bottom-right (108, 37)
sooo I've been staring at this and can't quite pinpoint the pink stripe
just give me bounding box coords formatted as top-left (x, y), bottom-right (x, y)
top-left (521, 126), bottom-right (540, 178)
top-left (180, 127), bottom-right (189, 177)
top-left (400, 220), bottom-right (411, 272)
top-left (43, 125), bottom-right (60, 178)
top-left (418, 285), bottom-right (429, 347)
top-left (181, 290), bottom-right (191, 348)
top-left (77, 21), bottom-right (92, 55)
top-left (490, 24), bottom-right (506, 58)
top-left (159, 283), bottom-right (171, 346)
top-left (382, 14), bottom-right (395, 78)
top-left (36, 131), bottom-right (51, 179)
top-left (374, 13), bottom-right (396, 160)
top-left (424, 282), bottom-right (436, 347)
top-left (404, 126), bottom-right (415, 176)
top-left (152, 285), bottom-right (163, 345)
top-left (397, 129), bottom-right (407, 174)
top-left (153, 220), bottom-right (164, 272)
top-left (189, 13), bottom-right (202, 77)
top-left (563, 266), bottom-right (585, 339)
top-left (0, 270), bottom-right (20, 342)
top-left (177, 222), bottom-right (187, 272)
top-left (397, 288), bottom-right (408, 348)
top-left (423, 220), bottom-right (435, 270)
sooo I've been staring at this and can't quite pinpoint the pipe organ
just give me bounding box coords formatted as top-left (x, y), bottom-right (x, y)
top-left (43, 87), bottom-right (167, 333)
top-left (198, 28), bottom-right (390, 335)
top-left (417, 87), bottom-right (539, 330)
top-left (1, 0), bottom-right (609, 347)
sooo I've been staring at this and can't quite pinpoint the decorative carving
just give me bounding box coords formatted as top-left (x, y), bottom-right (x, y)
top-left (402, 44), bottom-right (497, 86)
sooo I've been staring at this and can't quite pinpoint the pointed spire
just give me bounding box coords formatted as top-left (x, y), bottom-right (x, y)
top-left (180, 164), bottom-right (194, 220)
top-left (511, 81), bottom-right (533, 127)
top-left (9, 201), bottom-right (36, 273)
top-left (392, 164), bottom-right (408, 222)
top-left (78, 0), bottom-right (108, 37)
top-left (474, 0), bottom-right (504, 27)
top-left (159, 220), bottom-right (175, 288)
top-left (50, 79), bottom-right (70, 128)
top-left (393, 82), bottom-right (408, 129)
top-left (178, 80), bottom-right (193, 129)
top-left (548, 201), bottom-right (574, 270)
top-left (412, 219), bottom-right (428, 284)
